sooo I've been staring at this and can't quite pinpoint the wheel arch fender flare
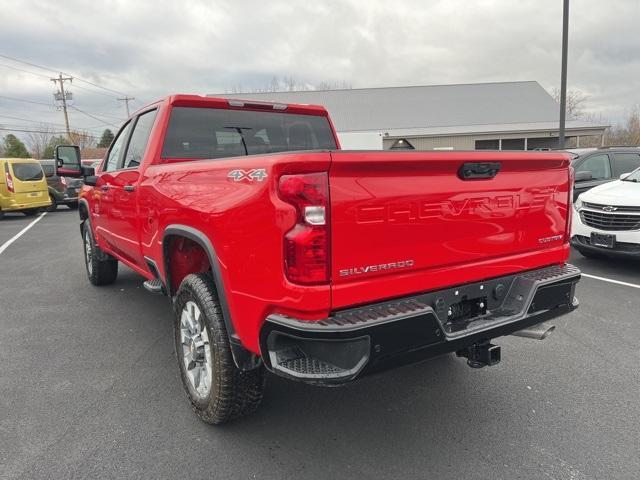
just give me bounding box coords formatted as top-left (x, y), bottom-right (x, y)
top-left (162, 224), bottom-right (261, 371)
top-left (78, 198), bottom-right (90, 222)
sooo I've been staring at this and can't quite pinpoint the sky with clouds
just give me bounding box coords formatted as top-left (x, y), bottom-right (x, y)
top-left (1, 0), bottom-right (639, 142)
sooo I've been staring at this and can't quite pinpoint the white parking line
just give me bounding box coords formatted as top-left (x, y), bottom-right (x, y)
top-left (581, 273), bottom-right (640, 290)
top-left (0, 212), bottom-right (48, 255)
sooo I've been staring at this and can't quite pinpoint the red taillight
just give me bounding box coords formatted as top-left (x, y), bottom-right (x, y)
top-left (566, 165), bottom-right (575, 243)
top-left (5, 167), bottom-right (14, 193)
top-left (278, 172), bottom-right (330, 285)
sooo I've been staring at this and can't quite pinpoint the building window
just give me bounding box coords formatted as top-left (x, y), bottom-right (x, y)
top-left (390, 138), bottom-right (415, 150)
top-left (475, 138), bottom-right (527, 150)
top-left (501, 138), bottom-right (525, 150)
top-left (475, 139), bottom-right (499, 150)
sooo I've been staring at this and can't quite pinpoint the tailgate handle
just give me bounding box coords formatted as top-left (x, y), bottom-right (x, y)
top-left (458, 162), bottom-right (501, 180)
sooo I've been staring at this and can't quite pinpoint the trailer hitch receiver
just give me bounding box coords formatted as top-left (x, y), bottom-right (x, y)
top-left (456, 341), bottom-right (501, 368)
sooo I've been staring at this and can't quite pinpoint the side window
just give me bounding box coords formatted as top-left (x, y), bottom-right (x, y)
top-left (123, 109), bottom-right (158, 169)
top-left (576, 154), bottom-right (611, 180)
top-left (104, 122), bottom-right (132, 172)
top-left (613, 153), bottom-right (640, 176)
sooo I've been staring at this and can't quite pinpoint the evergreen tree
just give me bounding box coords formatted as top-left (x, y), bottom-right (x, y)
top-left (3, 134), bottom-right (30, 158)
top-left (97, 129), bottom-right (115, 148)
top-left (43, 136), bottom-right (69, 159)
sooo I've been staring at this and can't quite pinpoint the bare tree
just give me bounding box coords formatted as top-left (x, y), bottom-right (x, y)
top-left (606, 106), bottom-right (640, 146)
top-left (228, 76), bottom-right (351, 94)
top-left (552, 88), bottom-right (589, 119)
top-left (68, 129), bottom-right (97, 149)
top-left (25, 125), bottom-right (55, 159)
top-left (315, 80), bottom-right (352, 91)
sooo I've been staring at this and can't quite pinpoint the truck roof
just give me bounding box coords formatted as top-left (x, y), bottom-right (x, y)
top-left (133, 94), bottom-right (330, 118)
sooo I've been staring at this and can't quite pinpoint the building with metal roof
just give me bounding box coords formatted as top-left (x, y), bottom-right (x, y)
top-left (218, 81), bottom-right (608, 150)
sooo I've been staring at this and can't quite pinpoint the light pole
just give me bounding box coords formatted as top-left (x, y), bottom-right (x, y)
top-left (558, 0), bottom-right (569, 149)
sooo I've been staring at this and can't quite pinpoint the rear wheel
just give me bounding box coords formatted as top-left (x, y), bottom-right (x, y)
top-left (174, 273), bottom-right (265, 424)
top-left (82, 222), bottom-right (118, 285)
top-left (47, 195), bottom-right (58, 212)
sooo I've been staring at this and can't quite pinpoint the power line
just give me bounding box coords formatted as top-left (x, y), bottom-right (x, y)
top-left (0, 95), bottom-right (55, 107)
top-left (71, 82), bottom-right (126, 99)
top-left (69, 105), bottom-right (121, 127)
top-left (0, 62), bottom-right (51, 79)
top-left (117, 96), bottom-right (135, 116)
top-left (0, 113), bottom-right (67, 128)
top-left (0, 53), bottom-right (133, 98)
top-left (51, 74), bottom-right (73, 138)
top-left (0, 126), bottom-right (100, 140)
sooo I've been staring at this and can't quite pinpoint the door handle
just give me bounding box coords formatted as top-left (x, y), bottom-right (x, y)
top-left (123, 185), bottom-right (135, 192)
top-left (100, 184), bottom-right (110, 191)
top-left (458, 162), bottom-right (501, 180)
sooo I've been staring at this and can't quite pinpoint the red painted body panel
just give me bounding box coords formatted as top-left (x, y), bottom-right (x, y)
top-left (81, 95), bottom-right (573, 357)
top-left (328, 150), bottom-right (572, 308)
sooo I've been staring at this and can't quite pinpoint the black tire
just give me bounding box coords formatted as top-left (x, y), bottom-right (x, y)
top-left (47, 195), bottom-right (58, 212)
top-left (67, 202), bottom-right (78, 209)
top-left (23, 209), bottom-right (39, 216)
top-left (174, 273), bottom-right (265, 424)
top-left (0, 208), bottom-right (4, 220)
top-left (82, 222), bottom-right (118, 285)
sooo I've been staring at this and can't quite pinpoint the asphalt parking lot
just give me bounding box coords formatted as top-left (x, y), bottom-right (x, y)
top-left (1, 209), bottom-right (639, 480)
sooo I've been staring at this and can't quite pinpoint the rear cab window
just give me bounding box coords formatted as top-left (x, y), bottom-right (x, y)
top-left (161, 107), bottom-right (337, 160)
top-left (10, 162), bottom-right (44, 181)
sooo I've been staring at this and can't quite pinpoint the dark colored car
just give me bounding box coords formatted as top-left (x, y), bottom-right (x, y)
top-left (39, 159), bottom-right (83, 211)
top-left (572, 147), bottom-right (640, 199)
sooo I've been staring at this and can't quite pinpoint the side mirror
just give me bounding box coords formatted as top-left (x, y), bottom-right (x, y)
top-left (620, 172), bottom-right (631, 180)
top-left (55, 145), bottom-right (82, 177)
top-left (80, 165), bottom-right (98, 186)
top-left (575, 171), bottom-right (593, 182)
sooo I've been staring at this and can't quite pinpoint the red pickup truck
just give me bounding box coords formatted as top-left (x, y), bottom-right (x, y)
top-left (56, 94), bottom-right (580, 424)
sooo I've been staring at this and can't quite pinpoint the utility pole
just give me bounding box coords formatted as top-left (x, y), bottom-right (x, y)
top-left (51, 73), bottom-right (73, 139)
top-left (117, 96), bottom-right (135, 117)
top-left (558, 0), bottom-right (569, 149)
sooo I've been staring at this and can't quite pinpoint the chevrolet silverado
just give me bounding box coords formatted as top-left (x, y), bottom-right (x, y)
top-left (55, 94), bottom-right (581, 424)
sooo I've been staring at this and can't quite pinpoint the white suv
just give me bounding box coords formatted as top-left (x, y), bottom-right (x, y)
top-left (572, 167), bottom-right (640, 258)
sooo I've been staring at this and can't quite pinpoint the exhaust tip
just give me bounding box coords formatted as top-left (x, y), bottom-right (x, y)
top-left (511, 322), bottom-right (556, 340)
top-left (538, 324), bottom-right (555, 339)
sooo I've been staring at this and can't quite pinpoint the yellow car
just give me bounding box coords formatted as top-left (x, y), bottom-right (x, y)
top-left (0, 158), bottom-right (51, 218)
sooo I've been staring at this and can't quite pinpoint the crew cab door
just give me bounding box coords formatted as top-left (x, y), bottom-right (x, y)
top-left (105, 109), bottom-right (158, 266)
top-left (94, 121), bottom-right (132, 250)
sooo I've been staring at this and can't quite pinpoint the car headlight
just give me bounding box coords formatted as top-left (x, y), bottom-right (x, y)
top-left (574, 197), bottom-right (583, 211)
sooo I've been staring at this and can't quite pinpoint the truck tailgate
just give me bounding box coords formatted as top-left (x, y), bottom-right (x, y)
top-left (329, 151), bottom-right (572, 308)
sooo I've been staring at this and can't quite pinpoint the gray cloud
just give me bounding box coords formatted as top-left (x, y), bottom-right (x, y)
top-left (1, 0), bottom-right (639, 140)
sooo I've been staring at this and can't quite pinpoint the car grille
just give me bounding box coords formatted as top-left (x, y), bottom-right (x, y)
top-left (582, 202), bottom-right (640, 213)
top-left (580, 210), bottom-right (640, 231)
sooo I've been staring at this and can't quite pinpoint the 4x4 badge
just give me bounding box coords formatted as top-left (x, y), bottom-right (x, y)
top-left (228, 169), bottom-right (268, 182)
